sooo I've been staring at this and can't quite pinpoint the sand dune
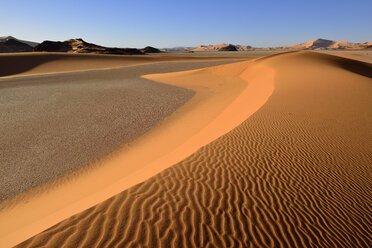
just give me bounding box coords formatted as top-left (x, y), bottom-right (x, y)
top-left (2, 52), bottom-right (372, 247)
top-left (0, 63), bottom-right (197, 201)
top-left (0, 52), bottom-right (254, 78)
top-left (284, 38), bottom-right (372, 50)
top-left (0, 57), bottom-right (267, 247)
top-left (333, 53), bottom-right (372, 64)
top-left (0, 58), bottom-right (260, 247)
top-left (0, 59), bottom-right (254, 202)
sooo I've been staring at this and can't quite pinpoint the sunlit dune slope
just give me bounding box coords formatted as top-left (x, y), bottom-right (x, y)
top-left (12, 52), bottom-right (372, 247)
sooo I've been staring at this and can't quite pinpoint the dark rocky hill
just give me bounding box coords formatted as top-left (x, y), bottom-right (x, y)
top-left (0, 38), bottom-right (33, 53)
top-left (141, 46), bottom-right (161, 53)
top-left (218, 44), bottom-right (238, 51)
top-left (34, 39), bottom-right (144, 55)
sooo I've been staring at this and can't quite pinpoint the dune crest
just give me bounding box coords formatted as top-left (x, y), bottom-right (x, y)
top-left (0, 57), bottom-right (274, 247)
top-left (10, 51), bottom-right (372, 248)
top-left (0, 52), bottom-right (254, 78)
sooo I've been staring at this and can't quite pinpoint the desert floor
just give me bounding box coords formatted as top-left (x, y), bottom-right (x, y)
top-left (0, 51), bottom-right (371, 247)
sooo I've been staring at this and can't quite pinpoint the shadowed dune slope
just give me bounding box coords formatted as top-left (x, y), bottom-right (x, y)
top-left (0, 53), bottom-right (253, 78)
top-left (333, 53), bottom-right (372, 64)
top-left (16, 52), bottom-right (372, 247)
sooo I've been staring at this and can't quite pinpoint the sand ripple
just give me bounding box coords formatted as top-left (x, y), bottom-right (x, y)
top-left (16, 52), bottom-right (372, 247)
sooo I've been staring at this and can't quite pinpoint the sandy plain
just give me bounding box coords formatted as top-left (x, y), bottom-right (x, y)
top-left (0, 51), bottom-right (371, 247)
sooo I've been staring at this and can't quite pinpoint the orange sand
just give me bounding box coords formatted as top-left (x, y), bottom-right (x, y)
top-left (1, 51), bottom-right (372, 247)
top-left (0, 55), bottom-right (271, 247)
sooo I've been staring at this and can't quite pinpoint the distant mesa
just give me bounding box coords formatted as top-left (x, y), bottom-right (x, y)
top-left (34, 38), bottom-right (144, 55)
top-left (141, 46), bottom-right (161, 53)
top-left (0, 37), bottom-right (33, 53)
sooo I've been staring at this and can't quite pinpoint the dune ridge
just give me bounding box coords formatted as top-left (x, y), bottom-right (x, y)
top-left (7, 52), bottom-right (372, 247)
top-left (0, 57), bottom-right (272, 247)
top-left (333, 53), bottom-right (372, 64)
top-left (0, 52), bottom-right (255, 78)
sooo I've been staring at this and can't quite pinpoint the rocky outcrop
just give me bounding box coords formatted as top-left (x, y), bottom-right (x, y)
top-left (141, 46), bottom-right (161, 53)
top-left (34, 40), bottom-right (72, 52)
top-left (218, 44), bottom-right (238, 51)
top-left (191, 43), bottom-right (252, 52)
top-left (34, 39), bottom-right (144, 55)
top-left (0, 36), bottom-right (39, 48)
top-left (0, 38), bottom-right (33, 53)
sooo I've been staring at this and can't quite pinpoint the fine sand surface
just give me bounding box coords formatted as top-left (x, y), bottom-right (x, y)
top-left (1, 52), bottom-right (372, 247)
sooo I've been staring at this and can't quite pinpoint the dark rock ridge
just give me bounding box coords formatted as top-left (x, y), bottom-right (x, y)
top-left (141, 46), bottom-right (161, 53)
top-left (0, 36), bottom-right (39, 47)
top-left (34, 38), bottom-right (144, 55)
top-left (0, 38), bottom-right (33, 53)
top-left (218, 44), bottom-right (238, 51)
top-left (33, 40), bottom-right (72, 52)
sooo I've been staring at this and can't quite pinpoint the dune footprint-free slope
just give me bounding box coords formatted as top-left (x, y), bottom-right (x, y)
top-left (17, 52), bottom-right (372, 248)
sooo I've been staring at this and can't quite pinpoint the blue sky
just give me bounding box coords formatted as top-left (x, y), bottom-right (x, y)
top-left (2, 0), bottom-right (372, 48)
